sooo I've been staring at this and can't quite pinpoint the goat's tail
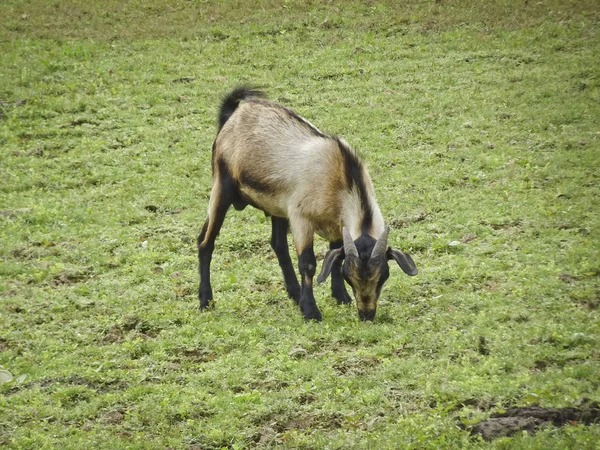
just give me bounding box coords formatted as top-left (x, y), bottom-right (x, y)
top-left (218, 86), bottom-right (266, 131)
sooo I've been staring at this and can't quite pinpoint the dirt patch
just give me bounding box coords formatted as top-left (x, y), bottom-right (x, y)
top-left (477, 336), bottom-right (490, 355)
top-left (58, 117), bottom-right (98, 128)
top-left (0, 99), bottom-right (27, 120)
top-left (100, 408), bottom-right (126, 425)
top-left (52, 269), bottom-right (93, 286)
top-left (0, 337), bottom-right (10, 351)
top-left (102, 323), bottom-right (125, 343)
top-left (248, 378), bottom-right (289, 392)
top-left (469, 416), bottom-right (543, 440)
top-left (481, 219), bottom-right (522, 231)
top-left (171, 347), bottom-right (216, 363)
top-left (122, 314), bottom-right (140, 330)
top-left (333, 355), bottom-right (382, 376)
top-left (464, 405), bottom-right (600, 440)
top-left (4, 374), bottom-right (128, 396)
top-left (559, 272), bottom-right (580, 283)
top-left (570, 289), bottom-right (600, 310)
top-left (461, 232), bottom-right (478, 243)
top-left (389, 211), bottom-right (429, 228)
top-left (0, 208), bottom-right (32, 217)
top-left (103, 314), bottom-right (163, 339)
top-left (171, 76), bottom-right (196, 83)
top-left (144, 204), bottom-right (183, 215)
top-left (285, 412), bottom-right (344, 431)
top-left (49, 375), bottom-right (128, 392)
top-left (5, 303), bottom-right (25, 314)
top-left (252, 411), bottom-right (345, 445)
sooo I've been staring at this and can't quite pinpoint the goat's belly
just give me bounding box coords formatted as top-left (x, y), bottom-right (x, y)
top-left (240, 188), bottom-right (288, 218)
top-left (314, 222), bottom-right (343, 243)
top-left (239, 187), bottom-right (342, 242)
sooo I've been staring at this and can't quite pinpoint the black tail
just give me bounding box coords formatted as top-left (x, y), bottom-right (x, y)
top-left (218, 86), bottom-right (266, 131)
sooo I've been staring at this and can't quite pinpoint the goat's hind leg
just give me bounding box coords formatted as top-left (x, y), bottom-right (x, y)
top-left (270, 217), bottom-right (301, 304)
top-left (198, 175), bottom-right (234, 310)
top-left (328, 240), bottom-right (353, 305)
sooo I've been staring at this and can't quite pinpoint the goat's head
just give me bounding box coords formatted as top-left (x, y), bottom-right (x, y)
top-left (317, 227), bottom-right (417, 321)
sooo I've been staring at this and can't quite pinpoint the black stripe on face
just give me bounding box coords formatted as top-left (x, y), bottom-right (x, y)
top-left (337, 139), bottom-right (374, 233)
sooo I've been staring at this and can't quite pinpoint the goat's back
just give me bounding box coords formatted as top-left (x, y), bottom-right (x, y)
top-left (213, 98), bottom-right (381, 240)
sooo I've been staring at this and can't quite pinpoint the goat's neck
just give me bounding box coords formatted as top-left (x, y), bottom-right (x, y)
top-left (342, 194), bottom-right (385, 240)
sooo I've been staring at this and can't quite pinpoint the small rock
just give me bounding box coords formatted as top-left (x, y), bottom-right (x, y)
top-left (0, 369), bottom-right (13, 383)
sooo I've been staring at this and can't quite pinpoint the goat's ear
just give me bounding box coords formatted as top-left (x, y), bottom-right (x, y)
top-left (317, 248), bottom-right (344, 283)
top-left (387, 248), bottom-right (418, 276)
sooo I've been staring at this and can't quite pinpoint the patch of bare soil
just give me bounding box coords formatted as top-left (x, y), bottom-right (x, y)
top-left (464, 404), bottom-right (600, 440)
top-left (251, 411), bottom-right (345, 446)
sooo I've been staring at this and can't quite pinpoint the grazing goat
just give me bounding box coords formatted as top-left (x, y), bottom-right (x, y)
top-left (198, 87), bottom-right (417, 321)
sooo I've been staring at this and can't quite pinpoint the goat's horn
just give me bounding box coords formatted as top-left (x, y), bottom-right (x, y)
top-left (370, 226), bottom-right (390, 262)
top-left (343, 227), bottom-right (358, 258)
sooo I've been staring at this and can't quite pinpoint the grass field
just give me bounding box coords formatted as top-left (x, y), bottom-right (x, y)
top-left (1, 1), bottom-right (599, 448)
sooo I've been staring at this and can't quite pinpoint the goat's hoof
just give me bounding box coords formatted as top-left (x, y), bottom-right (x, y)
top-left (303, 309), bottom-right (322, 322)
top-left (287, 289), bottom-right (301, 305)
top-left (199, 301), bottom-right (214, 311)
top-left (335, 292), bottom-right (353, 305)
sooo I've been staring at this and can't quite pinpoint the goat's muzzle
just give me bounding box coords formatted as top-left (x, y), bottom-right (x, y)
top-left (358, 309), bottom-right (377, 322)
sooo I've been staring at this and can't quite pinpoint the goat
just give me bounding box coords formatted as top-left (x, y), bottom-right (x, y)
top-left (198, 87), bottom-right (417, 321)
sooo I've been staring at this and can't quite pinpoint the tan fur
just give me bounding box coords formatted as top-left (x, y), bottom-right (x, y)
top-left (212, 100), bottom-right (385, 250)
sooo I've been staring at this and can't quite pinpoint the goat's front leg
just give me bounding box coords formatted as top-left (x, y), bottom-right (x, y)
top-left (328, 240), bottom-right (353, 305)
top-left (291, 218), bottom-right (322, 321)
top-left (270, 217), bottom-right (301, 304)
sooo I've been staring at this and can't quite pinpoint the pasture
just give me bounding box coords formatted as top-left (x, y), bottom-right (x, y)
top-left (1, 1), bottom-right (599, 448)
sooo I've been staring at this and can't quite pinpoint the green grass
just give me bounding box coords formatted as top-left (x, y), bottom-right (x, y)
top-left (1, 1), bottom-right (599, 448)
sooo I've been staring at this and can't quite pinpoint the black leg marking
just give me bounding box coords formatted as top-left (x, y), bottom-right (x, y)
top-left (198, 195), bottom-right (232, 310)
top-left (198, 220), bottom-right (212, 308)
top-left (198, 159), bottom-right (238, 310)
top-left (270, 217), bottom-right (301, 303)
top-left (298, 246), bottom-right (322, 321)
top-left (329, 241), bottom-right (353, 305)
